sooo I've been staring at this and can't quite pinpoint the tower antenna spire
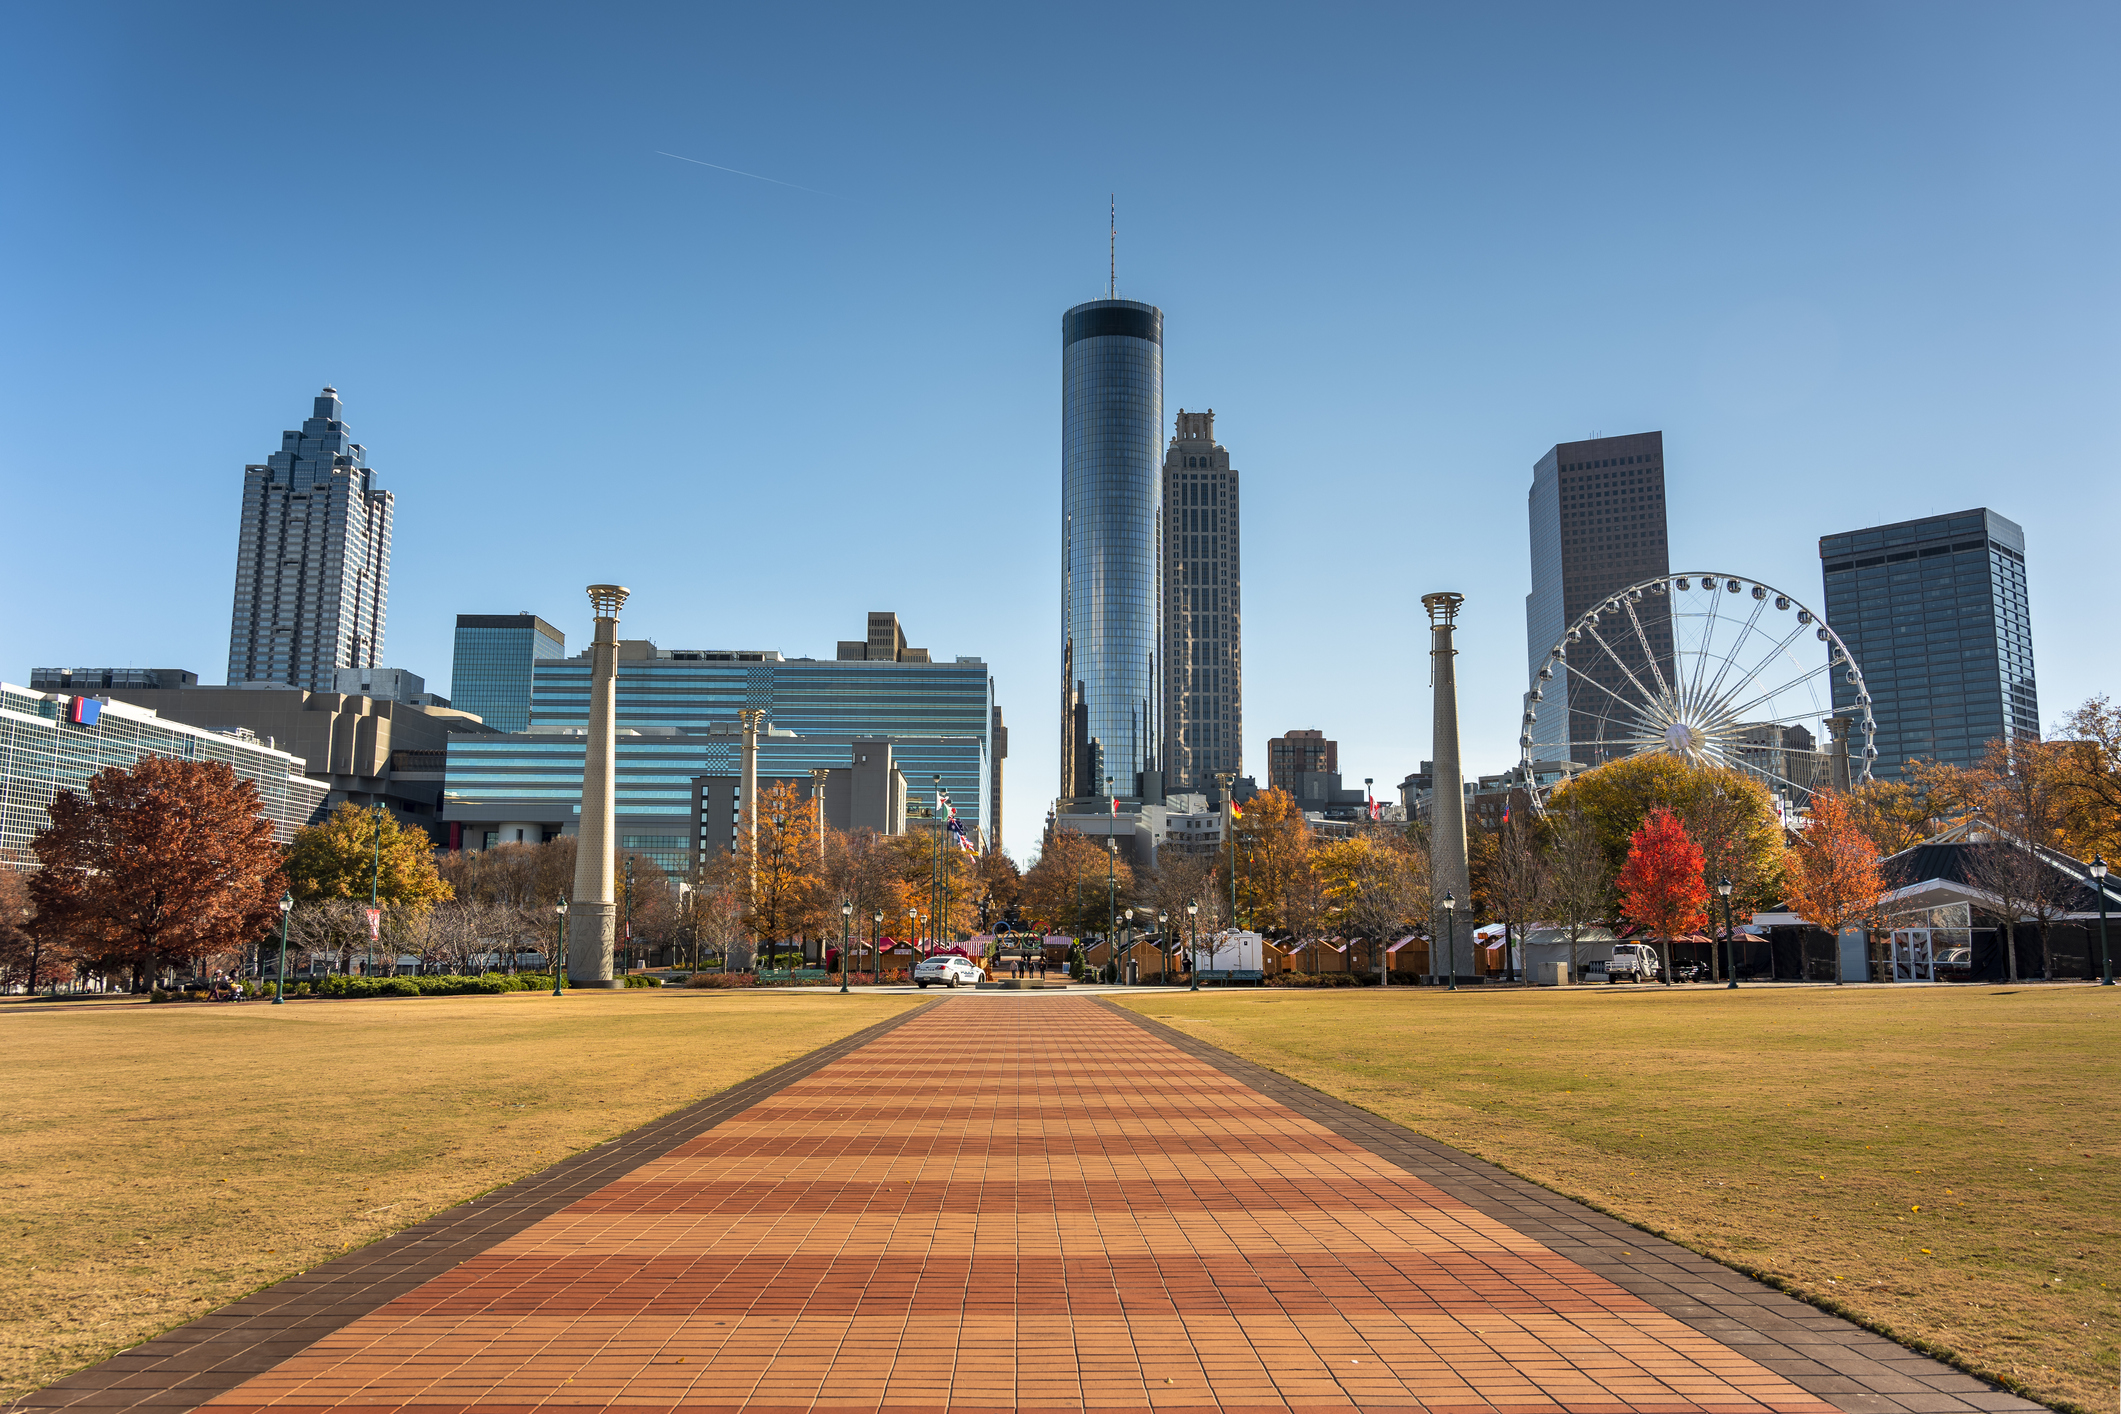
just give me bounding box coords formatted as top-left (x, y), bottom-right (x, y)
top-left (1108, 194), bottom-right (1115, 299)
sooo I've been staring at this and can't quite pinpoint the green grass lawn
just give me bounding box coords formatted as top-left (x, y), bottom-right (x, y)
top-left (0, 989), bottom-right (919, 1403)
top-left (1118, 984), bottom-right (2118, 1414)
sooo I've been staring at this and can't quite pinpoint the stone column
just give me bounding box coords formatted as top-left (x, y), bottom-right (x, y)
top-left (1423, 593), bottom-right (1470, 983)
top-left (568, 584), bottom-right (629, 988)
top-left (738, 708), bottom-right (765, 871)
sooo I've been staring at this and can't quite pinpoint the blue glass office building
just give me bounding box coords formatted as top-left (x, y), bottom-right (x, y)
top-left (1061, 299), bottom-right (1163, 801)
top-left (443, 649), bottom-right (993, 874)
top-left (1819, 508), bottom-right (2037, 779)
top-left (450, 614), bottom-right (566, 733)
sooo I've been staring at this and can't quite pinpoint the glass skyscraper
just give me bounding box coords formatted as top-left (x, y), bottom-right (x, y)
top-left (1819, 508), bottom-right (2036, 778)
top-left (1060, 298), bottom-right (1163, 803)
top-left (451, 614), bottom-right (566, 733)
top-left (227, 388), bottom-right (393, 691)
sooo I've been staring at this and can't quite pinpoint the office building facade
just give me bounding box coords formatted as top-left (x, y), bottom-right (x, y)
top-left (1819, 509), bottom-right (2037, 777)
top-left (1267, 729), bottom-right (1336, 794)
top-left (1161, 409), bottom-right (1242, 795)
top-left (1061, 298), bottom-right (1163, 804)
top-left (1, 682), bottom-right (327, 863)
top-left (444, 616), bottom-right (994, 872)
top-left (1525, 431), bottom-right (1673, 767)
top-left (227, 388), bottom-right (394, 692)
top-left (451, 614), bottom-right (566, 733)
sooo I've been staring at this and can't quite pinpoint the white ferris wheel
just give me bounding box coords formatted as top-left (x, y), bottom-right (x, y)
top-left (1519, 572), bottom-right (1875, 808)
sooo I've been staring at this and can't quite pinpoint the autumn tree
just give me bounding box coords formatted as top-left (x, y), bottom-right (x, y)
top-left (1914, 736), bottom-right (2071, 978)
top-left (1545, 801), bottom-right (1611, 983)
top-left (0, 863), bottom-right (65, 992)
top-left (742, 780), bottom-right (828, 961)
top-left (888, 822), bottom-right (983, 941)
top-left (30, 757), bottom-right (286, 990)
top-left (1021, 827), bottom-right (1133, 936)
top-left (1614, 807), bottom-right (1707, 981)
top-left (1782, 790), bottom-right (1887, 985)
top-left (1229, 787), bottom-right (1311, 930)
top-left (1479, 816), bottom-right (1548, 981)
top-left (2050, 696), bottom-right (2121, 859)
top-left (1313, 829), bottom-right (1428, 977)
top-left (285, 802), bottom-right (451, 907)
top-left (1845, 777), bottom-right (1936, 857)
top-left (1547, 755), bottom-right (1782, 916)
top-left (823, 827), bottom-right (910, 962)
top-left (975, 848), bottom-right (1023, 929)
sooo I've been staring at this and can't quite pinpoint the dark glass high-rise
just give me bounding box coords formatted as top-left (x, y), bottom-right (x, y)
top-left (1060, 299), bottom-right (1163, 802)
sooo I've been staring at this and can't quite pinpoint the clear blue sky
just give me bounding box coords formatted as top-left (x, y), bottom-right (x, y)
top-left (4, 3), bottom-right (2115, 859)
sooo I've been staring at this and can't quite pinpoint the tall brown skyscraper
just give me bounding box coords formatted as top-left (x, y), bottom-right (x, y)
top-left (1161, 409), bottom-right (1241, 795)
top-left (1525, 431), bottom-right (1673, 767)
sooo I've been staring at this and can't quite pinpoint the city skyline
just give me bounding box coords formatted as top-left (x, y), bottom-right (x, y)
top-left (4, 7), bottom-right (2114, 859)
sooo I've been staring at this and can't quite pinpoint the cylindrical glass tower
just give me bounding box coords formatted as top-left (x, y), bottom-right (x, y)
top-left (1061, 298), bottom-right (1163, 802)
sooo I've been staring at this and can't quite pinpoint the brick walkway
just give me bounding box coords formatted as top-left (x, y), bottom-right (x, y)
top-left (25, 997), bottom-right (2036, 1413)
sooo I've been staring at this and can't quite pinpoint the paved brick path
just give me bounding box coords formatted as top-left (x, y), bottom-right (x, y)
top-left (24, 996), bottom-right (2037, 1414)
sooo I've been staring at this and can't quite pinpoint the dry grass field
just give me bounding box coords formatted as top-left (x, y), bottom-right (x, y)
top-left (1118, 984), bottom-right (2118, 1414)
top-left (0, 989), bottom-right (918, 1403)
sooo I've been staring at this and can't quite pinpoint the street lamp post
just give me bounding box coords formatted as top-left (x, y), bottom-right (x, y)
top-left (872, 909), bottom-right (882, 984)
top-left (839, 900), bottom-right (852, 992)
top-left (623, 855), bottom-right (635, 977)
top-left (2093, 855), bottom-right (2113, 986)
top-left (1442, 892), bottom-right (1458, 991)
top-left (552, 902), bottom-right (568, 996)
top-left (1718, 876), bottom-right (1737, 989)
top-left (274, 893), bottom-right (293, 1004)
top-left (1158, 910), bottom-right (1167, 984)
top-left (1187, 901), bottom-right (1199, 992)
top-left (1105, 839), bottom-right (1118, 985)
top-left (1123, 907), bottom-right (1134, 985)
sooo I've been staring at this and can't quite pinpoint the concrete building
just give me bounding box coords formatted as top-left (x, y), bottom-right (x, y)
top-left (1525, 432), bottom-right (1673, 768)
top-left (1268, 730), bottom-right (1337, 794)
top-left (1818, 509), bottom-right (2036, 778)
top-left (1, 682), bottom-right (327, 862)
top-left (451, 614), bottom-right (565, 733)
top-left (227, 388), bottom-right (394, 692)
top-left (1161, 409), bottom-right (1242, 796)
top-left (66, 678), bottom-right (497, 835)
top-left (1061, 297), bottom-right (1164, 806)
top-left (331, 666), bottom-right (449, 708)
top-left (445, 613), bottom-right (994, 873)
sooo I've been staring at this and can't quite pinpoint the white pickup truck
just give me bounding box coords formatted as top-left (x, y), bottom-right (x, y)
top-left (1606, 942), bottom-right (1663, 983)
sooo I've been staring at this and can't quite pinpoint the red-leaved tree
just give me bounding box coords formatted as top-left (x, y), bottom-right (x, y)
top-left (31, 757), bottom-right (286, 990)
top-left (1616, 806), bottom-right (1708, 978)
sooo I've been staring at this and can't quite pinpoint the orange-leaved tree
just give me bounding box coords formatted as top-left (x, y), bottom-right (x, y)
top-left (1614, 806), bottom-right (1707, 979)
top-left (1782, 789), bottom-right (1887, 985)
top-left (741, 779), bottom-right (827, 962)
top-left (31, 757), bottom-right (285, 990)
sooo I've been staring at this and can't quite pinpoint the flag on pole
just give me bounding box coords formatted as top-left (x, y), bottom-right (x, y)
top-left (1229, 801), bottom-right (1244, 821)
top-left (948, 814), bottom-right (976, 852)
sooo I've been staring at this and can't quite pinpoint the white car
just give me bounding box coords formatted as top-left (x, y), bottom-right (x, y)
top-left (913, 956), bottom-right (984, 989)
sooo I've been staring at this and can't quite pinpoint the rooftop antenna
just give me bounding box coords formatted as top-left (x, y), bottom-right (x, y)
top-left (1108, 194), bottom-right (1115, 300)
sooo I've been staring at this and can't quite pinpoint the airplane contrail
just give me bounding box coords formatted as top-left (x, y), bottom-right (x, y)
top-left (654, 150), bottom-right (833, 197)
